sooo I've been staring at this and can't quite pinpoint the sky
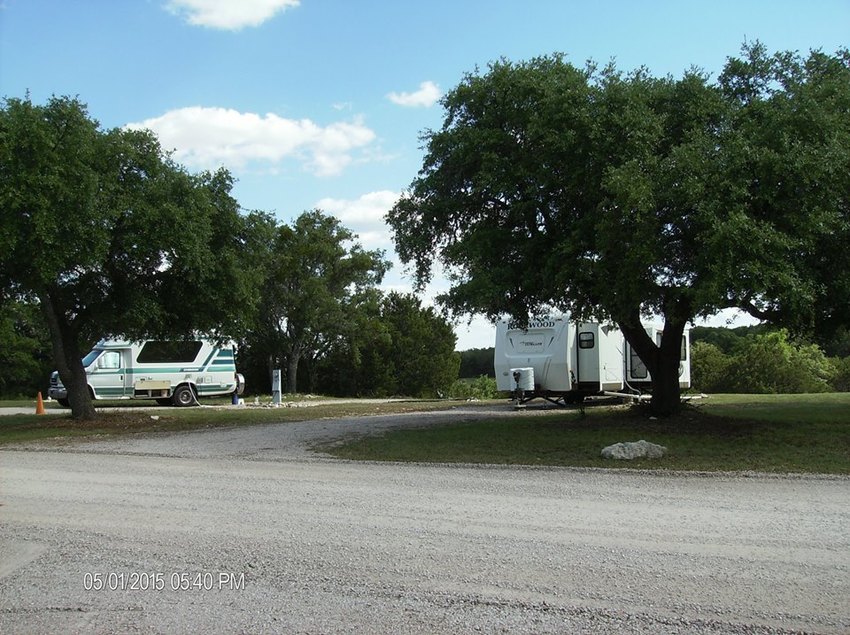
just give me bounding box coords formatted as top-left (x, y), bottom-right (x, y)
top-left (1, 0), bottom-right (848, 350)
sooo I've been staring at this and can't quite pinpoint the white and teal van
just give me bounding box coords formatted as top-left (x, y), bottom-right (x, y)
top-left (48, 339), bottom-right (245, 407)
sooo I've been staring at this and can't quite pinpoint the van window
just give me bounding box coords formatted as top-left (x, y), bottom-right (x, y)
top-left (82, 349), bottom-right (101, 368)
top-left (97, 351), bottom-right (121, 369)
top-left (137, 341), bottom-right (203, 364)
top-left (578, 332), bottom-right (595, 349)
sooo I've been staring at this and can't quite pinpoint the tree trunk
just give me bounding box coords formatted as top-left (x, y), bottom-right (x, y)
top-left (267, 353), bottom-right (275, 394)
top-left (620, 312), bottom-right (686, 417)
top-left (304, 355), bottom-right (318, 394)
top-left (286, 348), bottom-right (300, 394)
top-left (39, 291), bottom-right (97, 420)
top-left (648, 351), bottom-right (683, 417)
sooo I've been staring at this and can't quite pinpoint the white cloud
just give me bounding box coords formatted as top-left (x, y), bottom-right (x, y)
top-left (164, 0), bottom-right (299, 30)
top-left (315, 190), bottom-right (399, 250)
top-left (126, 107), bottom-right (376, 177)
top-left (387, 81), bottom-right (442, 108)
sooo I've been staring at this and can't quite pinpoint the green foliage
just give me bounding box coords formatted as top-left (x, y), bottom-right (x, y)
top-left (301, 288), bottom-right (392, 397)
top-left (458, 347), bottom-right (495, 378)
top-left (719, 45), bottom-right (850, 339)
top-left (377, 292), bottom-right (459, 397)
top-left (447, 375), bottom-right (500, 400)
top-left (245, 210), bottom-right (390, 394)
top-left (831, 357), bottom-right (850, 392)
top-left (0, 95), bottom-right (262, 418)
top-left (728, 331), bottom-right (835, 394)
top-left (689, 341), bottom-right (732, 393)
top-left (0, 96), bottom-right (254, 339)
top-left (690, 325), bottom-right (770, 354)
top-left (0, 301), bottom-right (52, 397)
top-left (690, 328), bottom-right (842, 393)
top-left (313, 292), bottom-right (460, 398)
top-left (822, 327), bottom-right (850, 358)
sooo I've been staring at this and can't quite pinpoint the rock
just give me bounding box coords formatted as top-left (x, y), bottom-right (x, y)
top-left (601, 440), bottom-right (667, 460)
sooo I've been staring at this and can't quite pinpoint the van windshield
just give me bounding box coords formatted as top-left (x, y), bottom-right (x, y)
top-left (82, 349), bottom-right (102, 368)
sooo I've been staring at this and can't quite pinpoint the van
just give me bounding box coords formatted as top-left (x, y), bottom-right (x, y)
top-left (48, 339), bottom-right (245, 407)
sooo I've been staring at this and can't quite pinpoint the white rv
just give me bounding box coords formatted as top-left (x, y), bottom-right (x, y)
top-left (494, 316), bottom-right (690, 404)
top-left (48, 339), bottom-right (245, 407)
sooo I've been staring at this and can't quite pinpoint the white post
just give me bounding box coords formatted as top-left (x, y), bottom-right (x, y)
top-left (272, 369), bottom-right (282, 405)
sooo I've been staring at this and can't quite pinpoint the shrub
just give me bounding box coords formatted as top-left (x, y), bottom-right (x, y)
top-left (831, 357), bottom-right (850, 392)
top-left (690, 341), bottom-right (733, 392)
top-left (447, 375), bottom-right (501, 400)
top-left (728, 330), bottom-right (835, 394)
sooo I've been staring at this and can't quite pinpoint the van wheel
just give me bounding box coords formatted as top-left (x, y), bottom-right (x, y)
top-left (172, 385), bottom-right (197, 407)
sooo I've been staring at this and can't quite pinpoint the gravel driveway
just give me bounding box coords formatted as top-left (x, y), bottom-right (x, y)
top-left (1, 409), bottom-right (848, 634)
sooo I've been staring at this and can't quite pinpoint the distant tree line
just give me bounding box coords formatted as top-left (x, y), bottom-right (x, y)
top-left (458, 348), bottom-right (495, 379)
top-left (240, 287), bottom-right (459, 398)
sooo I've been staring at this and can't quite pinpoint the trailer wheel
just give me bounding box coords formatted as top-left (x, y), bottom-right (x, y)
top-left (172, 385), bottom-right (197, 407)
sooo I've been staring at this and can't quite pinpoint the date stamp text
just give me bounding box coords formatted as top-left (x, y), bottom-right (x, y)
top-left (83, 571), bottom-right (246, 592)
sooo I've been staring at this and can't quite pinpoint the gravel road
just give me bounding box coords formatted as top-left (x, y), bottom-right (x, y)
top-left (1, 408), bottom-right (848, 634)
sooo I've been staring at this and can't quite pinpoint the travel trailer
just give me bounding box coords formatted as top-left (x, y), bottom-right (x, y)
top-left (48, 339), bottom-right (245, 407)
top-left (494, 316), bottom-right (690, 404)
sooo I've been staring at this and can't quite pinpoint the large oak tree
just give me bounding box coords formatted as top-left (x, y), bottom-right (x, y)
top-left (388, 44), bottom-right (850, 415)
top-left (0, 96), bottom-right (260, 419)
top-left (251, 210), bottom-right (390, 394)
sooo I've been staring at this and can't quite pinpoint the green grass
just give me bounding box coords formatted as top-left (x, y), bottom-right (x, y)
top-left (697, 392), bottom-right (850, 425)
top-left (3, 394), bottom-right (849, 474)
top-left (0, 399), bottom-right (467, 445)
top-left (0, 398), bottom-right (63, 409)
top-left (324, 394), bottom-right (850, 474)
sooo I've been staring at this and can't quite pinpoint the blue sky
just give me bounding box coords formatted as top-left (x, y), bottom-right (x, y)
top-left (1, 0), bottom-right (848, 349)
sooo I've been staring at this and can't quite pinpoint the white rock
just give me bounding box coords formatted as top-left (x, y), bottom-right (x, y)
top-left (601, 440), bottom-right (667, 460)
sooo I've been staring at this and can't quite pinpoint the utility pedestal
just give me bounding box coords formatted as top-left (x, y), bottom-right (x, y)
top-left (272, 369), bottom-right (282, 405)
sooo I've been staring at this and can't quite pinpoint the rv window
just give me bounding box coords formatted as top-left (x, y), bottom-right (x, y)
top-left (578, 332), bottom-right (595, 349)
top-left (137, 341), bottom-right (203, 364)
top-left (630, 347), bottom-right (648, 379)
top-left (97, 351), bottom-right (121, 370)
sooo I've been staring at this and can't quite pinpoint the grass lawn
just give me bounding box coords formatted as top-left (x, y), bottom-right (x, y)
top-left (324, 393), bottom-right (850, 474)
top-left (0, 399), bottom-right (466, 445)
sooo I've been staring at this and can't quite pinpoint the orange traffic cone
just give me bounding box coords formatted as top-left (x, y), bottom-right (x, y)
top-left (35, 392), bottom-right (46, 415)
